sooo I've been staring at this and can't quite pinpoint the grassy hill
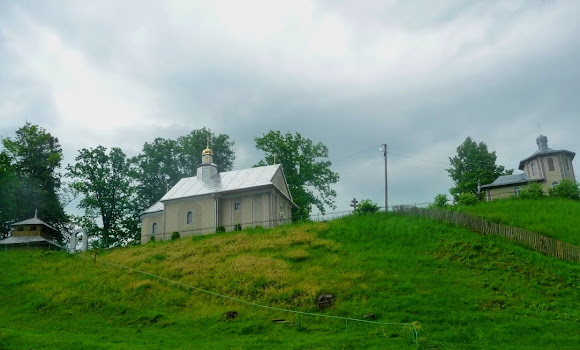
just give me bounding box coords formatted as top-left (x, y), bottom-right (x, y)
top-left (460, 197), bottom-right (580, 246)
top-left (1, 213), bottom-right (579, 349)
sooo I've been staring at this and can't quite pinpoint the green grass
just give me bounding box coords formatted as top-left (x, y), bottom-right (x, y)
top-left (1, 213), bottom-right (579, 349)
top-left (460, 197), bottom-right (580, 246)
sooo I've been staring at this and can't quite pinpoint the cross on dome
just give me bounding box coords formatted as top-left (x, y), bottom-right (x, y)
top-left (202, 135), bottom-right (213, 156)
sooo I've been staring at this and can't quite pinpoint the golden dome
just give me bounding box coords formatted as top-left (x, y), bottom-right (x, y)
top-left (202, 147), bottom-right (213, 156)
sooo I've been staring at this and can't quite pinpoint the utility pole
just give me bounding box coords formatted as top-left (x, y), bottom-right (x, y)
top-left (382, 144), bottom-right (388, 211)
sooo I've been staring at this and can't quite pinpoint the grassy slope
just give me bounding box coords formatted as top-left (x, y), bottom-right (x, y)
top-left (1, 214), bottom-right (579, 349)
top-left (460, 197), bottom-right (580, 246)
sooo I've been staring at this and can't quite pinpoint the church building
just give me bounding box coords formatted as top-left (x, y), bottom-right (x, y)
top-left (481, 135), bottom-right (576, 200)
top-left (140, 143), bottom-right (297, 243)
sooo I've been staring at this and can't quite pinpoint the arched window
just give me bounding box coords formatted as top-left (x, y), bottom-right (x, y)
top-left (152, 223), bottom-right (158, 234)
top-left (513, 187), bottom-right (521, 196)
top-left (531, 162), bottom-right (537, 176)
top-left (547, 158), bottom-right (555, 171)
top-left (186, 211), bottom-right (193, 225)
top-left (552, 181), bottom-right (559, 188)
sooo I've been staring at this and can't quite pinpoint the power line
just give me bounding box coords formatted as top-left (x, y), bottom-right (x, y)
top-left (329, 144), bottom-right (383, 164)
top-left (387, 151), bottom-right (449, 167)
top-left (84, 255), bottom-right (419, 348)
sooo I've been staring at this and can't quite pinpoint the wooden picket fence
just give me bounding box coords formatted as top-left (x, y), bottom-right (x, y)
top-left (393, 207), bottom-right (580, 263)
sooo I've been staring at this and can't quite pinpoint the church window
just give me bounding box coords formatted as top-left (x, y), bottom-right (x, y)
top-left (234, 202), bottom-right (241, 211)
top-left (186, 211), bottom-right (193, 225)
top-left (552, 181), bottom-right (559, 188)
top-left (547, 158), bottom-right (555, 171)
top-left (531, 162), bottom-right (537, 176)
top-left (152, 223), bottom-right (158, 234)
top-left (513, 187), bottom-right (521, 196)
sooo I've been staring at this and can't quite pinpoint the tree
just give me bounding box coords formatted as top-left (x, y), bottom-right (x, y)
top-left (519, 182), bottom-right (544, 199)
top-left (0, 152), bottom-right (19, 238)
top-left (354, 199), bottom-right (379, 215)
top-left (457, 192), bottom-right (478, 206)
top-left (131, 138), bottom-right (182, 210)
top-left (254, 131), bottom-right (339, 219)
top-left (176, 127), bottom-right (236, 177)
top-left (131, 128), bottom-right (236, 210)
top-left (430, 194), bottom-right (449, 209)
top-left (447, 137), bottom-right (512, 201)
top-left (548, 179), bottom-right (579, 200)
top-left (67, 146), bottom-right (138, 247)
top-left (1, 123), bottom-right (67, 240)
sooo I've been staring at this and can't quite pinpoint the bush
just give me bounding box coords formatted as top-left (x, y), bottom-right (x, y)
top-left (149, 235), bottom-right (155, 242)
top-left (457, 192), bottom-right (478, 206)
top-left (431, 194), bottom-right (449, 209)
top-left (519, 182), bottom-right (544, 199)
top-left (549, 179), bottom-right (580, 200)
top-left (216, 226), bottom-right (226, 233)
top-left (171, 231), bottom-right (180, 240)
top-left (234, 224), bottom-right (242, 231)
top-left (354, 199), bottom-right (380, 215)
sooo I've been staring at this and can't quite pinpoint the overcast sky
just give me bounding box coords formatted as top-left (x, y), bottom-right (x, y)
top-left (1, 0), bottom-right (579, 214)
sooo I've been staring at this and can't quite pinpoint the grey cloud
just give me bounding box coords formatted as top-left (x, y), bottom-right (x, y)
top-left (1, 0), bottom-right (579, 213)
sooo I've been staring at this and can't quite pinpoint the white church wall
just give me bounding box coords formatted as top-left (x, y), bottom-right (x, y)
top-left (140, 211), bottom-right (164, 243)
top-left (164, 196), bottom-right (215, 237)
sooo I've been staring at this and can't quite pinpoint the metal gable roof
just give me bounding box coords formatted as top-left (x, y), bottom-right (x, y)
top-left (480, 173), bottom-right (540, 189)
top-left (160, 164), bottom-right (290, 202)
top-left (141, 201), bottom-right (164, 216)
top-left (0, 235), bottom-right (64, 249)
top-left (11, 217), bottom-right (57, 231)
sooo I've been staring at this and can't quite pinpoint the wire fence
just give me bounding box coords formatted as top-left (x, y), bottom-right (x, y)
top-left (87, 255), bottom-right (419, 349)
top-left (393, 207), bottom-right (580, 263)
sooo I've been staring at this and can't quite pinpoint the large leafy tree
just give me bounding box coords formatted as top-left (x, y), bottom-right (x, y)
top-left (131, 138), bottom-right (182, 210)
top-left (132, 128), bottom-right (236, 210)
top-left (254, 131), bottom-right (339, 220)
top-left (447, 137), bottom-right (512, 200)
top-left (0, 152), bottom-right (19, 238)
top-left (176, 127), bottom-right (236, 176)
top-left (67, 146), bottom-right (138, 247)
top-left (1, 123), bottom-right (67, 240)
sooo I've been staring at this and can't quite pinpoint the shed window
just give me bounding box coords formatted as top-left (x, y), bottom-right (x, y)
top-left (186, 211), bottom-right (193, 225)
top-left (17, 226), bottom-right (24, 231)
top-left (547, 158), bottom-right (555, 171)
top-left (514, 187), bottom-right (521, 196)
top-left (30, 226), bottom-right (36, 231)
top-left (234, 202), bottom-right (241, 211)
top-left (152, 223), bottom-right (158, 234)
top-left (531, 162), bottom-right (537, 176)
